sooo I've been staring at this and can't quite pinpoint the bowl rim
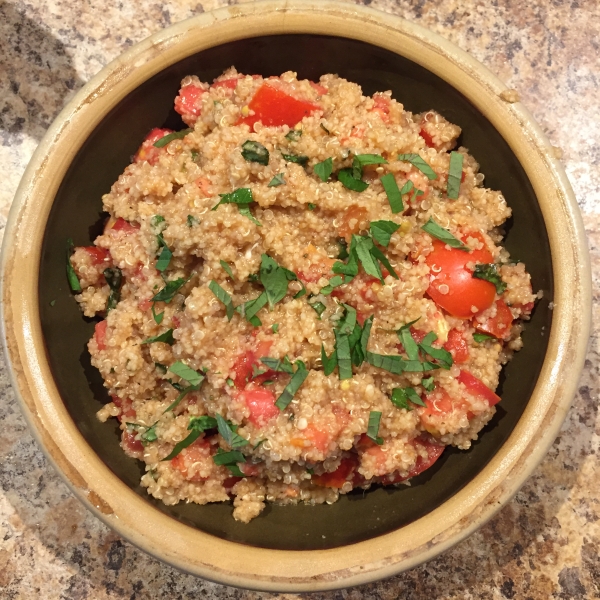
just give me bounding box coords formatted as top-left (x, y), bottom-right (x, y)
top-left (0, 0), bottom-right (591, 592)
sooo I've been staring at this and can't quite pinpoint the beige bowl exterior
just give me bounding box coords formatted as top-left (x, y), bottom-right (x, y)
top-left (0, 0), bottom-right (591, 592)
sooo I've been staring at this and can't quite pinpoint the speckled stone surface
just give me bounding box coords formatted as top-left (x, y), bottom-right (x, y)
top-left (1, 0), bottom-right (599, 598)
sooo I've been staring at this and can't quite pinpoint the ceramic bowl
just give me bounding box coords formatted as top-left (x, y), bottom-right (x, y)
top-left (0, 0), bottom-right (591, 592)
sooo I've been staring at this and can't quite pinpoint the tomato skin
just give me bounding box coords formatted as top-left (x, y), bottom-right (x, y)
top-left (121, 430), bottom-right (144, 455)
top-left (383, 436), bottom-right (445, 483)
top-left (312, 456), bottom-right (357, 488)
top-left (419, 127), bottom-right (435, 148)
top-left (443, 328), bottom-right (469, 363)
top-left (232, 340), bottom-right (273, 389)
top-left (425, 235), bottom-right (496, 318)
top-left (309, 81), bottom-right (328, 96)
top-left (239, 83), bottom-right (319, 128)
top-left (79, 246), bottom-right (110, 265)
top-left (171, 439), bottom-right (211, 481)
top-left (475, 299), bottom-right (513, 340)
top-left (338, 206), bottom-right (368, 241)
top-left (458, 370), bottom-right (501, 407)
top-left (174, 84), bottom-right (205, 121)
top-left (133, 128), bottom-right (173, 164)
top-left (242, 388), bottom-right (279, 426)
top-left (111, 217), bottom-right (140, 234)
top-left (94, 320), bottom-right (107, 351)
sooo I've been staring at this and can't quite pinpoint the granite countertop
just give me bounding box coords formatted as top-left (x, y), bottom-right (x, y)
top-left (1, 0), bottom-right (598, 598)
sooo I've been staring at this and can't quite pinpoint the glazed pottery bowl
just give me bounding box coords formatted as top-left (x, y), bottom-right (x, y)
top-left (0, 0), bottom-right (591, 592)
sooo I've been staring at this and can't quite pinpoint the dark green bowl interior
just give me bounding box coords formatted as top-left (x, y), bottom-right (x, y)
top-left (39, 34), bottom-right (553, 550)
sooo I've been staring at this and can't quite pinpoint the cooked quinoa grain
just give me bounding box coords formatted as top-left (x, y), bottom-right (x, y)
top-left (70, 68), bottom-right (537, 522)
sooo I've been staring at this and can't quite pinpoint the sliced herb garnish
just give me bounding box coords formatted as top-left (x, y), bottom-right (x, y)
top-left (169, 361), bottom-right (205, 386)
top-left (190, 150), bottom-right (199, 162)
top-left (473, 332), bottom-right (497, 343)
top-left (268, 173), bottom-right (286, 187)
top-left (103, 267), bottom-right (122, 311)
top-left (400, 180), bottom-right (414, 196)
top-left (447, 151), bottom-right (464, 199)
top-left (187, 215), bottom-right (199, 227)
top-left (281, 153), bottom-right (309, 166)
top-left (154, 128), bottom-right (193, 148)
top-left (212, 187), bottom-right (261, 226)
top-left (216, 414), bottom-right (249, 449)
top-left (155, 362), bottom-right (167, 374)
top-left (314, 157), bottom-right (333, 182)
top-left (156, 245), bottom-right (172, 272)
top-left (370, 220), bottom-right (400, 247)
top-left (213, 448), bottom-right (246, 476)
top-left (162, 415), bottom-right (217, 461)
top-left (320, 275), bottom-right (344, 295)
top-left (241, 140), bottom-right (269, 165)
top-left (209, 280), bottom-right (235, 320)
top-left (380, 173), bottom-right (404, 213)
top-left (397, 153), bottom-right (437, 180)
top-left (320, 123), bottom-right (331, 135)
top-left (151, 303), bottom-right (164, 325)
top-left (397, 320), bottom-right (421, 361)
top-left (308, 203), bottom-right (317, 210)
top-left (337, 238), bottom-right (349, 260)
top-left (353, 235), bottom-right (392, 282)
top-left (293, 285), bottom-right (307, 299)
top-left (421, 218), bottom-right (469, 251)
top-left (285, 129), bottom-right (303, 141)
top-left (338, 168), bottom-right (369, 192)
top-left (309, 300), bottom-right (327, 318)
top-left (421, 376), bottom-right (435, 392)
top-left (272, 323), bottom-right (279, 333)
top-left (367, 411), bottom-right (383, 445)
top-left (141, 423), bottom-right (158, 444)
top-left (253, 439), bottom-right (266, 449)
top-left (260, 355), bottom-right (295, 374)
top-left (152, 277), bottom-right (188, 303)
top-left (164, 383), bottom-right (200, 413)
top-left (473, 263), bottom-right (507, 294)
top-left (66, 239), bottom-right (82, 292)
top-left (321, 344), bottom-right (338, 376)
top-left (390, 387), bottom-right (426, 410)
top-left (220, 260), bottom-right (235, 280)
top-left (236, 292), bottom-right (268, 326)
top-left (259, 254), bottom-right (298, 309)
top-left (334, 329), bottom-right (352, 380)
top-left (418, 332), bottom-right (453, 369)
top-left (275, 360), bottom-right (309, 410)
top-left (141, 329), bottom-right (175, 345)
top-left (226, 377), bottom-right (235, 387)
top-left (352, 154), bottom-right (387, 179)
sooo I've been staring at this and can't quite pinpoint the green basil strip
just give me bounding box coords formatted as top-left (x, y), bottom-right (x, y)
top-left (320, 275), bottom-right (345, 296)
top-left (308, 203), bottom-right (316, 210)
top-left (397, 153), bottom-right (438, 180)
top-left (141, 423), bottom-right (158, 443)
top-left (152, 277), bottom-right (188, 303)
top-left (418, 332), bottom-right (453, 369)
top-left (220, 260), bottom-right (235, 280)
top-left (337, 238), bottom-right (349, 260)
top-left (397, 322), bottom-right (420, 361)
top-left (260, 356), bottom-right (295, 374)
top-left (169, 361), bottom-right (205, 386)
top-left (399, 180), bottom-right (414, 196)
top-left (155, 245), bottom-right (172, 272)
top-left (104, 267), bottom-right (122, 311)
top-left (391, 387), bottom-right (425, 410)
top-left (66, 239), bottom-right (82, 292)
top-left (272, 323), bottom-right (279, 333)
top-left (281, 153), bottom-right (309, 166)
top-left (285, 129), bottom-right (303, 141)
top-left (360, 315), bottom-right (373, 357)
top-left (213, 448), bottom-right (246, 466)
top-left (216, 414), bottom-right (249, 448)
top-left (473, 332), bottom-right (497, 343)
top-left (260, 254), bottom-right (297, 309)
top-left (161, 415), bottom-right (216, 460)
top-left (212, 187), bottom-right (253, 210)
top-left (367, 411), bottom-right (383, 445)
top-left (352, 154), bottom-right (387, 179)
top-left (370, 220), bottom-right (400, 248)
top-left (238, 206), bottom-right (261, 226)
top-left (153, 128), bottom-right (193, 148)
top-left (353, 235), bottom-right (383, 282)
top-left (334, 331), bottom-right (353, 380)
top-left (293, 285), bottom-right (307, 299)
top-left (369, 246), bottom-right (399, 279)
top-left (321, 344), bottom-right (337, 376)
top-left (421, 218), bottom-right (469, 251)
top-left (187, 215), bottom-right (199, 227)
top-left (337, 304), bottom-right (357, 336)
top-left (338, 168), bottom-right (369, 192)
top-left (447, 151), bottom-right (464, 199)
top-left (237, 292), bottom-right (268, 323)
top-left (314, 157), bottom-right (333, 182)
top-left (163, 383), bottom-right (200, 413)
top-left (275, 361), bottom-right (309, 410)
top-left (349, 322), bottom-right (365, 366)
top-left (366, 352), bottom-right (406, 375)
top-left (268, 173), bottom-right (285, 187)
top-left (380, 173), bottom-right (404, 213)
top-left (472, 263), bottom-right (507, 294)
top-left (421, 376), bottom-right (435, 392)
top-left (151, 304), bottom-right (164, 325)
top-left (142, 329), bottom-right (175, 345)
top-left (241, 140), bottom-right (269, 165)
top-left (309, 300), bottom-right (326, 318)
top-left (208, 280), bottom-right (234, 320)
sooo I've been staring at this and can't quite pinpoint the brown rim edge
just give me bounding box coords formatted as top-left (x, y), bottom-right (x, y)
top-left (0, 1), bottom-right (591, 592)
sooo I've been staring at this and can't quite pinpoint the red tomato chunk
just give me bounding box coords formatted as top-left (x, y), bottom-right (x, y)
top-left (475, 299), bottom-right (513, 340)
top-left (242, 388), bottom-right (279, 426)
top-left (458, 370), bottom-right (501, 407)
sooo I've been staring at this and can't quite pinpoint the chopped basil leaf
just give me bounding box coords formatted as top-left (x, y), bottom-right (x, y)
top-left (399, 180), bottom-right (414, 196)
top-left (293, 284), bottom-right (307, 299)
top-left (161, 415), bottom-right (216, 460)
top-left (66, 239), bottom-right (82, 292)
top-left (320, 123), bottom-right (331, 135)
top-left (366, 352), bottom-right (407, 375)
top-left (253, 439), bottom-right (266, 449)
top-left (397, 322), bottom-right (420, 361)
top-left (354, 235), bottom-right (384, 282)
top-left (155, 362), bottom-right (167, 374)
top-left (473, 332), bottom-right (497, 343)
top-left (226, 378), bottom-right (234, 387)
top-left (410, 187), bottom-right (425, 204)
top-left (168, 361), bottom-right (205, 386)
top-left (338, 168), bottom-right (369, 192)
top-left (367, 411), bottom-right (383, 445)
top-left (213, 448), bottom-right (246, 473)
top-left (220, 260), bottom-right (235, 280)
top-left (190, 150), bottom-right (199, 162)
top-left (141, 329), bottom-right (175, 345)
top-left (370, 220), bottom-right (400, 247)
top-left (151, 214), bottom-right (166, 230)
top-left (285, 129), bottom-right (303, 141)
top-left (141, 423), bottom-right (158, 444)
top-left (238, 206), bottom-right (262, 227)
top-left (309, 301), bottom-right (326, 318)
top-left (473, 263), bottom-right (507, 294)
top-left (153, 128), bottom-right (193, 148)
top-left (321, 344), bottom-right (337, 376)
top-left (247, 273), bottom-right (259, 283)
top-left (236, 292), bottom-right (268, 325)
top-left (421, 376), bottom-right (435, 392)
top-left (212, 188), bottom-right (261, 226)
top-left (337, 304), bottom-right (357, 336)
top-left (275, 361), bottom-right (309, 410)
top-left (337, 238), bottom-right (349, 260)
top-left (421, 218), bottom-right (469, 251)
top-left (241, 140), bottom-right (269, 165)
top-left (259, 254), bottom-right (297, 309)
top-left (281, 153), bottom-right (309, 166)
top-left (360, 315), bottom-right (373, 357)
top-left (155, 245), bottom-right (172, 272)
top-left (187, 215), bottom-right (199, 227)
top-left (216, 414), bottom-right (249, 448)
top-left (320, 275), bottom-right (344, 295)
top-left (380, 173), bottom-right (404, 213)
top-left (272, 323), bottom-right (279, 333)
top-left (268, 173), bottom-right (286, 187)
top-left (152, 277), bottom-right (188, 303)
top-left (352, 154), bottom-right (387, 179)
top-left (208, 280), bottom-right (234, 320)
top-left (260, 355), bottom-right (295, 374)
top-left (390, 387), bottom-right (425, 410)
top-left (370, 245), bottom-right (399, 279)
top-left (104, 267), bottom-right (122, 311)
top-left (314, 157), bottom-right (333, 182)
top-left (397, 153), bottom-right (438, 180)
top-left (447, 151), bottom-right (464, 199)
top-left (163, 383), bottom-right (200, 413)
top-left (308, 203), bottom-right (317, 210)
top-left (151, 304), bottom-right (164, 325)
top-left (418, 332), bottom-right (453, 369)
top-left (334, 331), bottom-right (352, 380)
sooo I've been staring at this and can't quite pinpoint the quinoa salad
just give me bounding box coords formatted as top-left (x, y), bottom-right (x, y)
top-left (68, 68), bottom-right (537, 523)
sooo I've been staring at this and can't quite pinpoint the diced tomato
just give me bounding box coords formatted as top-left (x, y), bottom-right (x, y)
top-left (239, 462), bottom-right (260, 477)
top-left (338, 206), bottom-right (368, 241)
top-left (371, 93), bottom-right (390, 123)
top-left (121, 430), bottom-right (143, 455)
top-left (242, 388), bottom-right (279, 426)
top-left (309, 81), bottom-right (328, 96)
top-left (421, 388), bottom-right (455, 421)
top-left (239, 83), bottom-right (320, 129)
top-left (223, 476), bottom-right (242, 490)
top-left (195, 177), bottom-right (212, 197)
top-left (139, 298), bottom-right (152, 312)
top-left (111, 217), bottom-right (140, 234)
top-left (443, 328), bottom-right (469, 363)
top-left (80, 246), bottom-right (110, 265)
top-left (475, 299), bottom-right (513, 340)
top-left (514, 301), bottom-right (535, 315)
top-left (94, 320), bottom-right (107, 351)
top-left (312, 456), bottom-right (357, 489)
top-left (419, 127), bottom-right (435, 148)
top-left (303, 424), bottom-right (330, 452)
top-left (425, 233), bottom-right (496, 318)
top-left (171, 439), bottom-right (211, 481)
top-left (396, 326), bottom-right (427, 355)
top-left (458, 370), bottom-right (501, 407)
top-left (111, 395), bottom-right (136, 420)
top-left (174, 84), bottom-right (206, 122)
top-left (133, 127), bottom-right (173, 164)
top-left (211, 78), bottom-right (241, 90)
top-left (384, 436), bottom-right (445, 483)
top-left (232, 340), bottom-right (273, 389)
top-left (297, 245), bottom-right (336, 283)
